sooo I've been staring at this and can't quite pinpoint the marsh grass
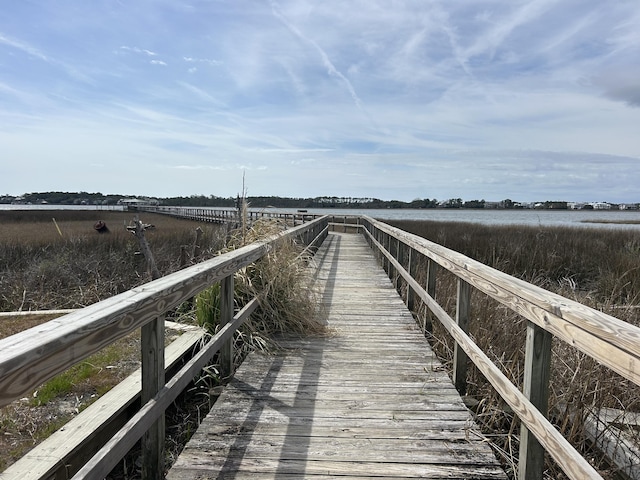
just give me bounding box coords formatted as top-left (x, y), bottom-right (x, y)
top-left (387, 219), bottom-right (640, 479)
top-left (0, 210), bottom-right (323, 476)
top-left (0, 210), bottom-right (227, 473)
top-left (0, 210), bottom-right (226, 311)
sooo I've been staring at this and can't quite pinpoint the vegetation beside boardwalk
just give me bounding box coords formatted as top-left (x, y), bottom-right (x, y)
top-left (386, 219), bottom-right (640, 479)
top-left (0, 210), bottom-right (227, 312)
top-left (0, 210), bottom-right (323, 476)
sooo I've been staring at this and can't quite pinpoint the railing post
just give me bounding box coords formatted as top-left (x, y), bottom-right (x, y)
top-left (518, 321), bottom-right (552, 480)
top-left (396, 240), bottom-right (404, 292)
top-left (385, 233), bottom-right (393, 277)
top-left (388, 236), bottom-right (397, 284)
top-left (424, 259), bottom-right (437, 333)
top-left (453, 279), bottom-right (470, 395)
top-left (220, 274), bottom-right (234, 378)
top-left (407, 248), bottom-right (415, 313)
top-left (141, 315), bottom-right (165, 479)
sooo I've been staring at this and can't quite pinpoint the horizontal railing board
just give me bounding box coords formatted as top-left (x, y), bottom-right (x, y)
top-left (0, 242), bottom-right (268, 407)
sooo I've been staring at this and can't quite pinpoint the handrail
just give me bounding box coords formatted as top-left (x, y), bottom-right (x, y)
top-left (135, 205), bottom-right (322, 225)
top-left (358, 216), bottom-right (640, 480)
top-left (0, 215), bottom-right (329, 479)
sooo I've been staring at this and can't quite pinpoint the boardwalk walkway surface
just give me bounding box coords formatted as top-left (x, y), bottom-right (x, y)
top-left (167, 232), bottom-right (507, 479)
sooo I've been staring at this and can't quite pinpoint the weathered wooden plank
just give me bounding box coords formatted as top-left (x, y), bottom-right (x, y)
top-left (168, 233), bottom-right (506, 480)
top-left (179, 436), bottom-right (502, 463)
top-left (170, 458), bottom-right (506, 479)
top-left (190, 413), bottom-right (478, 436)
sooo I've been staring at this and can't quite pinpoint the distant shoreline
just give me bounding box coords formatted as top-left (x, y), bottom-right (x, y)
top-left (581, 219), bottom-right (640, 225)
top-left (3, 205), bottom-right (640, 230)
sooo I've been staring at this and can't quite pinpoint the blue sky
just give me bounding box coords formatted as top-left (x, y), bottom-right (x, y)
top-left (1, 1), bottom-right (639, 203)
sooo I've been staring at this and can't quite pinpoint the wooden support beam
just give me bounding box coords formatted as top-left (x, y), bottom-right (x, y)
top-left (519, 321), bottom-right (552, 480)
top-left (424, 259), bottom-right (437, 334)
top-left (453, 279), bottom-right (470, 396)
top-left (396, 240), bottom-right (404, 294)
top-left (141, 316), bottom-right (165, 479)
top-left (220, 275), bottom-right (234, 378)
top-left (407, 249), bottom-right (415, 314)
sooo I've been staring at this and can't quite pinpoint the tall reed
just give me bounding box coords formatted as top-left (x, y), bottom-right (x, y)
top-left (195, 218), bottom-right (326, 356)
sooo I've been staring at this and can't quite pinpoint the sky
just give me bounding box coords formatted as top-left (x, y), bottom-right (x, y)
top-left (1, 1), bottom-right (639, 203)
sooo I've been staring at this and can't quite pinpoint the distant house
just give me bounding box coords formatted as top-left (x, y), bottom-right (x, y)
top-left (590, 202), bottom-right (612, 210)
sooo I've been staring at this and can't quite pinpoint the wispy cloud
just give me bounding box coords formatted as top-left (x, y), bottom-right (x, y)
top-left (0, 32), bottom-right (50, 61)
top-left (1, 1), bottom-right (639, 202)
top-left (119, 46), bottom-right (158, 56)
top-left (183, 56), bottom-right (222, 66)
top-left (268, 0), bottom-right (364, 110)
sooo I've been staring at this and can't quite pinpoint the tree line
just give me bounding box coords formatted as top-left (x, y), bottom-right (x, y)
top-left (3, 192), bottom-right (630, 210)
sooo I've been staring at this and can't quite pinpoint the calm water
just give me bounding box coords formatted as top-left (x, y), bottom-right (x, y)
top-left (0, 204), bottom-right (125, 211)
top-left (3, 204), bottom-right (640, 230)
top-left (269, 207), bottom-right (640, 230)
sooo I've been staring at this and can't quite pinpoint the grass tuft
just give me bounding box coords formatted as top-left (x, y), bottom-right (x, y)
top-left (195, 218), bottom-right (326, 360)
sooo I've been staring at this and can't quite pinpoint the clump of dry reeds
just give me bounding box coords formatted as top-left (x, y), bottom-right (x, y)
top-left (195, 218), bottom-right (326, 360)
top-left (387, 219), bottom-right (640, 479)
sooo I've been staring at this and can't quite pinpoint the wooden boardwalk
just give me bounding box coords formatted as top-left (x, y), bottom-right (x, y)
top-left (167, 232), bottom-right (507, 479)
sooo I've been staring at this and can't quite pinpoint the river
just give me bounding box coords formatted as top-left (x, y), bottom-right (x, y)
top-left (3, 204), bottom-right (640, 230)
top-left (267, 207), bottom-right (640, 230)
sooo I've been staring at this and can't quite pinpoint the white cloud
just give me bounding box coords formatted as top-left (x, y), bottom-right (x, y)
top-left (183, 56), bottom-right (221, 66)
top-left (0, 32), bottom-right (50, 61)
top-left (1, 1), bottom-right (639, 202)
top-left (120, 46), bottom-right (157, 56)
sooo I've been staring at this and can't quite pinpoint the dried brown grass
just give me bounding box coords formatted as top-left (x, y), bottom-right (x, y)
top-left (0, 210), bottom-right (226, 311)
top-left (0, 209), bottom-right (227, 474)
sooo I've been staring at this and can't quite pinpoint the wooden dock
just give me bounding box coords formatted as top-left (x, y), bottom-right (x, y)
top-left (167, 232), bottom-right (506, 479)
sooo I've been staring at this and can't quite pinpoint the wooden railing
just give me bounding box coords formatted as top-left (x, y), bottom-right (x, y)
top-left (357, 216), bottom-right (640, 480)
top-left (0, 216), bottom-right (329, 480)
top-left (134, 205), bottom-right (321, 225)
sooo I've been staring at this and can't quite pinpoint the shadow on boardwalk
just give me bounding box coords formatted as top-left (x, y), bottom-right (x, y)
top-left (167, 232), bottom-right (506, 479)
